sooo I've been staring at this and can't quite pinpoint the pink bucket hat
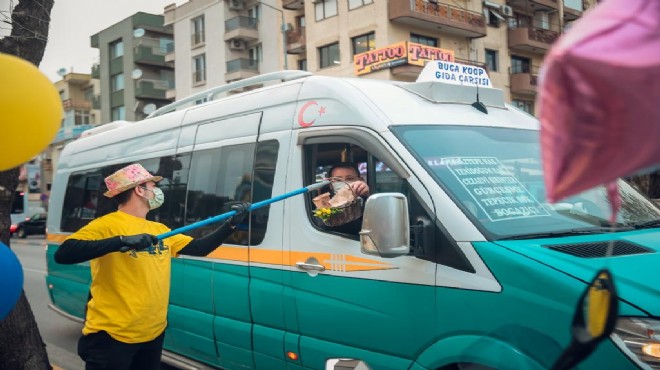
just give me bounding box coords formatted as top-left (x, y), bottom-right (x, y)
top-left (103, 163), bottom-right (163, 198)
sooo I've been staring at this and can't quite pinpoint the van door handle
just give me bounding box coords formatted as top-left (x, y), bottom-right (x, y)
top-left (296, 262), bottom-right (326, 272)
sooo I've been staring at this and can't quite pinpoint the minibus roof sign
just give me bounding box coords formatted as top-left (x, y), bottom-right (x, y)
top-left (416, 61), bottom-right (492, 88)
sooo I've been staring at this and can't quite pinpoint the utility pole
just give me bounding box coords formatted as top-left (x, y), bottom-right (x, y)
top-left (257, 1), bottom-right (288, 70)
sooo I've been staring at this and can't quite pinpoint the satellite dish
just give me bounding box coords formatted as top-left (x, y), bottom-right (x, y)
top-left (131, 69), bottom-right (143, 80)
top-left (133, 28), bottom-right (145, 38)
top-left (143, 103), bottom-right (157, 115)
top-left (56, 68), bottom-right (67, 76)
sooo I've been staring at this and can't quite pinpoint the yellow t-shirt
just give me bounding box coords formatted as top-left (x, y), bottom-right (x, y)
top-left (67, 210), bottom-right (192, 343)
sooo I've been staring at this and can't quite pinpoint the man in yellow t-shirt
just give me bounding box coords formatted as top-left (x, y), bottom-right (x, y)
top-left (55, 163), bottom-right (249, 370)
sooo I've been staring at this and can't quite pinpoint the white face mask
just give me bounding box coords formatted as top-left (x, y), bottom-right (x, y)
top-left (140, 187), bottom-right (165, 210)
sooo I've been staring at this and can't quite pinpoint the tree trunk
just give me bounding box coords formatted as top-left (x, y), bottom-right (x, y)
top-left (0, 0), bottom-right (56, 369)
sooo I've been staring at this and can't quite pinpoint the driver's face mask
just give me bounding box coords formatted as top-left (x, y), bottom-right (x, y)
top-left (330, 175), bottom-right (360, 192)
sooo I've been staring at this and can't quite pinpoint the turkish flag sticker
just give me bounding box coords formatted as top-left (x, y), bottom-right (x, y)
top-left (297, 101), bottom-right (326, 127)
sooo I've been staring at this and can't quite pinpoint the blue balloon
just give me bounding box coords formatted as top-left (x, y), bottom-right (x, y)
top-left (0, 242), bottom-right (23, 320)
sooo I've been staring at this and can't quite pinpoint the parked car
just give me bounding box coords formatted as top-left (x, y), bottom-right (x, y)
top-left (13, 213), bottom-right (47, 238)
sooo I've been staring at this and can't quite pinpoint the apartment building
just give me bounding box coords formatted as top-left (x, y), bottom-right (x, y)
top-left (283, 0), bottom-right (592, 115)
top-left (31, 72), bottom-right (101, 208)
top-left (91, 12), bottom-right (175, 123)
top-left (164, 0), bottom-right (286, 102)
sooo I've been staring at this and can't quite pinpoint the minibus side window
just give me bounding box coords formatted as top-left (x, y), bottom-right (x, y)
top-left (185, 140), bottom-right (278, 246)
top-left (61, 171), bottom-right (105, 232)
top-left (145, 155), bottom-right (191, 230)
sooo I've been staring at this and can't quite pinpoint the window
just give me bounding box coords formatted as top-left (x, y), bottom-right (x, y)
top-left (248, 5), bottom-right (260, 20)
top-left (348, 0), bottom-right (373, 10)
top-left (191, 16), bottom-right (205, 46)
top-left (61, 156), bottom-right (192, 232)
top-left (296, 15), bottom-right (305, 28)
top-left (75, 110), bottom-right (91, 125)
top-left (410, 33), bottom-right (437, 47)
top-left (193, 54), bottom-right (206, 84)
top-left (109, 39), bottom-right (123, 58)
top-left (319, 42), bottom-right (340, 69)
top-left (512, 99), bottom-right (534, 115)
top-left (511, 55), bottom-right (531, 74)
top-left (534, 11), bottom-right (549, 30)
top-left (248, 44), bottom-right (262, 62)
top-left (111, 106), bottom-right (125, 121)
top-left (186, 141), bottom-right (278, 245)
top-left (315, 0), bottom-right (337, 21)
top-left (351, 32), bottom-right (375, 56)
top-left (110, 73), bottom-right (124, 92)
top-left (298, 59), bottom-right (307, 71)
top-left (485, 49), bottom-right (498, 72)
top-left (487, 8), bottom-right (504, 27)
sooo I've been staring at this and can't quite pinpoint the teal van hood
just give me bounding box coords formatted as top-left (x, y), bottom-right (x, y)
top-left (494, 229), bottom-right (660, 316)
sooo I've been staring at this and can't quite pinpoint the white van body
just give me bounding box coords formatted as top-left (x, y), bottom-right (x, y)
top-left (45, 69), bottom-right (659, 370)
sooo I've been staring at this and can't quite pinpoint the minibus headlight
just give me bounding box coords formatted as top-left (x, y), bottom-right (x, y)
top-left (612, 317), bottom-right (660, 369)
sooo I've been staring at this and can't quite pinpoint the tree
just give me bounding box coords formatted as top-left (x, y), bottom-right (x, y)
top-left (0, 0), bottom-right (56, 368)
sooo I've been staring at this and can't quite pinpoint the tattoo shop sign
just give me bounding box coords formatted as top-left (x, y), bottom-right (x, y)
top-left (353, 41), bottom-right (454, 76)
top-left (443, 157), bottom-right (549, 221)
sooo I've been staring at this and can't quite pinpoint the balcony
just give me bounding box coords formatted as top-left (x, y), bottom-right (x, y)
top-left (62, 99), bottom-right (92, 111)
top-left (134, 45), bottom-right (169, 67)
top-left (508, 23), bottom-right (560, 54)
top-left (135, 79), bottom-right (172, 100)
top-left (53, 124), bottom-right (95, 144)
top-left (283, 0), bottom-right (304, 10)
top-left (225, 58), bottom-right (259, 82)
top-left (507, 0), bottom-right (557, 12)
top-left (563, 0), bottom-right (583, 20)
top-left (91, 63), bottom-right (100, 79)
top-left (389, 0), bottom-right (486, 38)
top-left (509, 65), bottom-right (540, 95)
top-left (224, 16), bottom-right (258, 42)
top-left (164, 41), bottom-right (175, 63)
top-left (286, 27), bottom-right (306, 54)
top-left (92, 95), bottom-right (101, 110)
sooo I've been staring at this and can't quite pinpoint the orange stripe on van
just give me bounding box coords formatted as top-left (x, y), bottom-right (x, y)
top-left (207, 247), bottom-right (395, 272)
top-left (47, 233), bottom-right (68, 243)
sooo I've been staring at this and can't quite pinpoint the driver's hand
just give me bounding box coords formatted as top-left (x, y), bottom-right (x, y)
top-left (349, 181), bottom-right (370, 198)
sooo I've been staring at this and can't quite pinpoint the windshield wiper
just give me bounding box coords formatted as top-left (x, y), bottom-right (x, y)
top-left (497, 226), bottom-right (633, 241)
top-left (628, 219), bottom-right (660, 230)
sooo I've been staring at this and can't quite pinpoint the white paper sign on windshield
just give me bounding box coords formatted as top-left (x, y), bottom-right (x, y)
top-left (416, 61), bottom-right (492, 87)
top-left (443, 157), bottom-right (549, 221)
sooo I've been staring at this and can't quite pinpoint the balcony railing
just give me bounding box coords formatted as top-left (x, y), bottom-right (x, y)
top-left (286, 27), bottom-right (306, 54)
top-left (225, 16), bottom-right (257, 32)
top-left (389, 0), bottom-right (486, 38)
top-left (454, 57), bottom-right (488, 71)
top-left (191, 32), bottom-right (205, 46)
top-left (192, 70), bottom-right (206, 84)
top-left (135, 79), bottom-right (172, 100)
top-left (508, 22), bottom-right (560, 53)
top-left (509, 64), bottom-right (541, 95)
top-left (226, 58), bottom-right (258, 73)
top-left (62, 99), bottom-right (92, 111)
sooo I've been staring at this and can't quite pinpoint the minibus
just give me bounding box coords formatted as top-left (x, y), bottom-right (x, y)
top-left (45, 64), bottom-right (660, 370)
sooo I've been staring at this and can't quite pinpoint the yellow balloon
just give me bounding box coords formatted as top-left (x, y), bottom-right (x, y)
top-left (0, 53), bottom-right (62, 171)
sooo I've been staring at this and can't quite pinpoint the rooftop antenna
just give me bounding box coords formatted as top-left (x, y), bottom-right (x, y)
top-left (470, 49), bottom-right (488, 114)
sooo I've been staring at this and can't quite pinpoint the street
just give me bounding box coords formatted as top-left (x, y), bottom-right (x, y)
top-left (11, 236), bottom-right (84, 370)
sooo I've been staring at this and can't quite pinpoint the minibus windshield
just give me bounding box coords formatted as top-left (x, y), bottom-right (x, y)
top-left (392, 125), bottom-right (660, 239)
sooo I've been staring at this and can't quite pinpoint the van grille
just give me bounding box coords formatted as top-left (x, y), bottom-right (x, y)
top-left (545, 241), bottom-right (653, 258)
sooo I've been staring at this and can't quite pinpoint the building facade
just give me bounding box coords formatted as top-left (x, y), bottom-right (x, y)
top-left (283, 0), bottom-right (593, 115)
top-left (91, 12), bottom-right (175, 123)
top-left (164, 0), bottom-right (286, 103)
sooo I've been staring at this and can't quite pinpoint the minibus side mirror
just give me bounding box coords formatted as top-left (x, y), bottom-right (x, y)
top-left (360, 193), bottom-right (410, 258)
top-left (550, 269), bottom-right (618, 370)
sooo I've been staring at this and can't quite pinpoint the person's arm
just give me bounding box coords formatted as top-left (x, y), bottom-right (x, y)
top-left (178, 202), bottom-right (250, 257)
top-left (54, 234), bottom-right (158, 265)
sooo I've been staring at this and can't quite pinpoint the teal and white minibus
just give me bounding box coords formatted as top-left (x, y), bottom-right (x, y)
top-left (45, 65), bottom-right (660, 370)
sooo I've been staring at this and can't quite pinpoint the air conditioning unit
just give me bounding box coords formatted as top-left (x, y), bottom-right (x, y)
top-left (230, 39), bottom-right (245, 50)
top-left (500, 5), bottom-right (514, 17)
top-left (229, 0), bottom-right (244, 10)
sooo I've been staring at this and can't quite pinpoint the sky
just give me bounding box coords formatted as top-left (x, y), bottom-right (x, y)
top-left (0, 0), bottom-right (183, 82)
